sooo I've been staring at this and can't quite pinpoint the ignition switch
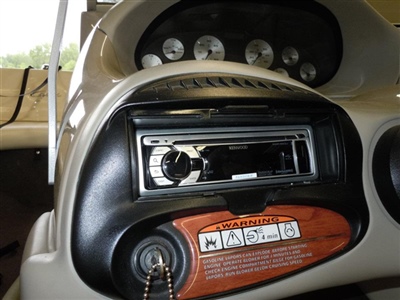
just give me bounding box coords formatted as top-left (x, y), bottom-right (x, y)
top-left (138, 244), bottom-right (171, 279)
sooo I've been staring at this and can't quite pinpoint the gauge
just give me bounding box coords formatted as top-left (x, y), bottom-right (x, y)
top-left (245, 39), bottom-right (274, 69)
top-left (141, 54), bottom-right (162, 69)
top-left (163, 38), bottom-right (184, 61)
top-left (282, 47), bottom-right (299, 66)
top-left (194, 35), bottom-right (225, 61)
top-left (275, 68), bottom-right (289, 77)
top-left (300, 62), bottom-right (317, 82)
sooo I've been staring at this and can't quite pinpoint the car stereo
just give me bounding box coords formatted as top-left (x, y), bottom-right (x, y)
top-left (137, 126), bottom-right (317, 196)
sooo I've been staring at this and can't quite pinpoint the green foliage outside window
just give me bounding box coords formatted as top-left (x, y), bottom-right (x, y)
top-left (0, 43), bottom-right (79, 71)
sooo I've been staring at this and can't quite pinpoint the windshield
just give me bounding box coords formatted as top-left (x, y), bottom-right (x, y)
top-left (0, 0), bottom-right (396, 71)
top-left (0, 0), bottom-right (86, 71)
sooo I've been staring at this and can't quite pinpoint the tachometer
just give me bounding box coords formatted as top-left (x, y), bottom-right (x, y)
top-left (282, 47), bottom-right (299, 66)
top-left (194, 35), bottom-right (225, 61)
top-left (245, 39), bottom-right (274, 68)
top-left (141, 54), bottom-right (162, 69)
top-left (163, 38), bottom-right (184, 61)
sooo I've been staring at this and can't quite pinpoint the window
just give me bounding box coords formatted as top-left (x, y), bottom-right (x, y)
top-left (0, 0), bottom-right (86, 71)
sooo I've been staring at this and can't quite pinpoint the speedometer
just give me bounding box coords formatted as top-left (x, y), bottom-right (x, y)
top-left (194, 35), bottom-right (225, 61)
top-left (245, 39), bottom-right (274, 69)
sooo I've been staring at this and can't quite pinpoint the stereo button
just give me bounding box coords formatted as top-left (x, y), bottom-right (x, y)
top-left (150, 166), bottom-right (163, 178)
top-left (153, 177), bottom-right (174, 186)
top-left (175, 146), bottom-right (199, 158)
top-left (149, 155), bottom-right (163, 166)
top-left (180, 170), bottom-right (201, 185)
top-left (152, 147), bottom-right (170, 155)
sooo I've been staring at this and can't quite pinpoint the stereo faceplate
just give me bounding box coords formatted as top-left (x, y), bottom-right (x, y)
top-left (136, 126), bottom-right (317, 196)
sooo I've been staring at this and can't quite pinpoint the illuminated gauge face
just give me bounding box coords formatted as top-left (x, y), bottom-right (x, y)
top-left (163, 38), bottom-right (184, 61)
top-left (245, 39), bottom-right (274, 69)
top-left (275, 68), bottom-right (289, 77)
top-left (194, 35), bottom-right (225, 61)
top-left (141, 54), bottom-right (163, 69)
top-left (282, 46), bottom-right (299, 66)
top-left (300, 62), bottom-right (317, 82)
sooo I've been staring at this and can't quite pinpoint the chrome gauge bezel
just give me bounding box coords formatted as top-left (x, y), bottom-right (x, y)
top-left (245, 39), bottom-right (274, 69)
top-left (282, 46), bottom-right (299, 66)
top-left (163, 38), bottom-right (185, 61)
top-left (300, 62), bottom-right (317, 82)
top-left (193, 35), bottom-right (225, 61)
top-left (141, 54), bottom-right (163, 69)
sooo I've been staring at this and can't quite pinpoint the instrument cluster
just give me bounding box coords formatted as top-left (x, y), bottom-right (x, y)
top-left (135, 1), bottom-right (342, 88)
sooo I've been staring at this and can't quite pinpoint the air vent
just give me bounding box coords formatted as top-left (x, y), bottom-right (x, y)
top-left (136, 75), bottom-right (312, 97)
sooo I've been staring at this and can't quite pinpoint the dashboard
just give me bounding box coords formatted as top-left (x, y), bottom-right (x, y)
top-left (135, 1), bottom-right (342, 88)
top-left (13, 1), bottom-right (400, 300)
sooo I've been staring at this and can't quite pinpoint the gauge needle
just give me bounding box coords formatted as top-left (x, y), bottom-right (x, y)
top-left (205, 49), bottom-right (213, 60)
top-left (252, 52), bottom-right (262, 65)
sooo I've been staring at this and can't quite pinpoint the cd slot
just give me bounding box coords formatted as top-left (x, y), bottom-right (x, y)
top-left (174, 135), bottom-right (299, 146)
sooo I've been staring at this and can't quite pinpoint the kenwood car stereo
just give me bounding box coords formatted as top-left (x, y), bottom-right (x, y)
top-left (137, 126), bottom-right (317, 196)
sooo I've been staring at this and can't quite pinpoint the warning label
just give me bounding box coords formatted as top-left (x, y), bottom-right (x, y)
top-left (201, 243), bottom-right (313, 281)
top-left (198, 216), bottom-right (301, 253)
top-left (174, 205), bottom-right (352, 299)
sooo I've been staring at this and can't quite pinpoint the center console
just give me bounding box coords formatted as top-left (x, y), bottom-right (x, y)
top-left (71, 74), bottom-right (368, 299)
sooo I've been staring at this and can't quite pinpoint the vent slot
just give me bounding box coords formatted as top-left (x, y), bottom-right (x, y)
top-left (137, 75), bottom-right (312, 97)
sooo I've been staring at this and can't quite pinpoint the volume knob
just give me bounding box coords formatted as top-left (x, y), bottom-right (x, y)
top-left (162, 151), bottom-right (192, 181)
